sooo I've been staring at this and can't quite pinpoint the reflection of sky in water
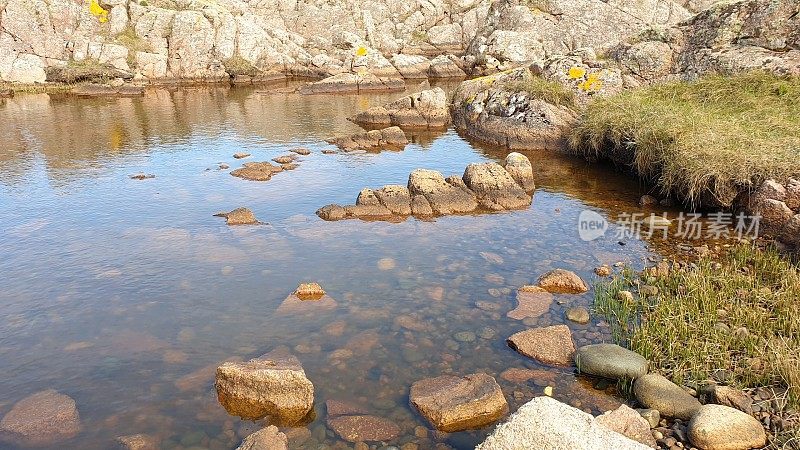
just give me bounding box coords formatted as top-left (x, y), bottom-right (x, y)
top-left (0, 86), bottom-right (659, 449)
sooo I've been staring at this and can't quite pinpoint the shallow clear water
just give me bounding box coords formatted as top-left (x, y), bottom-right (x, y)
top-left (1, 83), bottom-right (665, 449)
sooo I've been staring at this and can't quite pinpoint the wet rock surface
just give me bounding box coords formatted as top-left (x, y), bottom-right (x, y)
top-left (349, 87), bottom-right (450, 130)
top-left (507, 324), bottom-right (576, 367)
top-left (317, 153), bottom-right (535, 221)
top-left (214, 349), bottom-right (314, 423)
top-left (476, 396), bottom-right (651, 450)
top-left (409, 373), bottom-right (508, 432)
top-left (326, 126), bottom-right (408, 151)
top-left (0, 390), bottom-right (82, 447)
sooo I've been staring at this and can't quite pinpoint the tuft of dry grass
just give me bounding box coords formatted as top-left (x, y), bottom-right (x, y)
top-left (570, 72), bottom-right (800, 207)
top-left (595, 244), bottom-right (800, 412)
top-left (505, 76), bottom-right (576, 108)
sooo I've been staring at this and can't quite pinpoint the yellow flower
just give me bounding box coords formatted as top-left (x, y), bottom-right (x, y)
top-left (355, 46), bottom-right (368, 57)
top-left (89, 0), bottom-right (109, 23)
top-left (567, 66), bottom-right (586, 80)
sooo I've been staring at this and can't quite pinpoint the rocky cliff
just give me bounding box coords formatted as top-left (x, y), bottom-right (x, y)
top-left (0, 0), bottom-right (692, 84)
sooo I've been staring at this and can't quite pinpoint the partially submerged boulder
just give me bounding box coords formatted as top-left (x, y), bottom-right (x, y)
top-left (537, 269), bottom-right (589, 294)
top-left (349, 87), bottom-right (451, 130)
top-left (476, 397), bottom-right (651, 450)
top-left (462, 162), bottom-right (532, 210)
top-left (298, 73), bottom-right (405, 94)
top-left (507, 325), bottom-right (575, 367)
top-left (409, 373), bottom-right (508, 432)
top-left (316, 153), bottom-right (537, 221)
top-left (214, 207), bottom-right (260, 225)
top-left (277, 283), bottom-right (337, 314)
top-left (504, 152), bottom-right (535, 191)
top-left (231, 162), bottom-right (284, 181)
top-left (0, 390), bottom-right (81, 447)
top-left (326, 126), bottom-right (408, 151)
top-left (215, 350), bottom-right (314, 423)
top-left (451, 68), bottom-right (578, 151)
top-left (235, 425), bottom-right (288, 450)
top-left (327, 415), bottom-right (400, 442)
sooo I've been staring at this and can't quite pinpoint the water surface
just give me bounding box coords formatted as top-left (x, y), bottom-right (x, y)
top-left (1, 84), bottom-right (665, 449)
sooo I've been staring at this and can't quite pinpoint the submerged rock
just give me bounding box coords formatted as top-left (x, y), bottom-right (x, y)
top-left (236, 425), bottom-right (288, 450)
top-left (688, 404), bottom-right (766, 450)
top-left (214, 207), bottom-right (260, 225)
top-left (633, 373), bottom-right (701, 420)
top-left (507, 325), bottom-right (575, 367)
top-left (116, 434), bottom-right (158, 450)
top-left (0, 390), bottom-right (82, 447)
top-left (326, 126), bottom-right (408, 151)
top-left (537, 269), bottom-right (589, 294)
top-left (476, 397), bottom-right (650, 450)
top-left (507, 286), bottom-right (553, 320)
top-left (215, 350), bottom-right (314, 423)
top-left (575, 344), bottom-right (648, 380)
top-left (349, 87), bottom-right (451, 130)
top-left (410, 373), bottom-right (508, 432)
top-left (327, 415), bottom-right (400, 442)
top-left (565, 306), bottom-right (590, 324)
top-left (231, 162), bottom-right (284, 181)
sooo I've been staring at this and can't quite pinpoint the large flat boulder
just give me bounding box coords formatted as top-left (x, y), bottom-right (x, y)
top-left (476, 396), bottom-right (651, 450)
top-left (0, 390), bottom-right (81, 447)
top-left (215, 350), bottom-right (314, 423)
top-left (326, 126), bottom-right (408, 151)
top-left (462, 162), bottom-right (532, 210)
top-left (410, 373), bottom-right (508, 432)
top-left (230, 162), bottom-right (284, 181)
top-left (507, 325), bottom-right (575, 367)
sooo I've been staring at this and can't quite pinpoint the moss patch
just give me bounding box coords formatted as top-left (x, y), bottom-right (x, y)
top-left (504, 76), bottom-right (576, 108)
top-left (569, 72), bottom-right (800, 207)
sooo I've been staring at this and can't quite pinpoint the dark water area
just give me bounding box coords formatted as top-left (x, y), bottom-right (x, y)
top-left (1, 83), bottom-right (673, 449)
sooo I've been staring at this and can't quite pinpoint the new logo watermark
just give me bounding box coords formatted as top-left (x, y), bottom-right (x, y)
top-left (578, 210), bottom-right (609, 241)
top-left (577, 210), bottom-right (761, 242)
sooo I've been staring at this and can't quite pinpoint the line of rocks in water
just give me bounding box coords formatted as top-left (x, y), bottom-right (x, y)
top-left (316, 152), bottom-right (536, 221)
top-left (347, 87), bottom-right (451, 131)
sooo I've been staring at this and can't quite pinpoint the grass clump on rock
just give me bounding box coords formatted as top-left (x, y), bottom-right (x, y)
top-left (570, 72), bottom-right (800, 207)
top-left (505, 76), bottom-right (576, 108)
top-left (595, 244), bottom-right (800, 410)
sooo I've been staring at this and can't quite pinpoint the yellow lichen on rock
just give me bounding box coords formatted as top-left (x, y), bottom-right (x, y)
top-left (89, 0), bottom-right (108, 23)
top-left (568, 66), bottom-right (586, 80)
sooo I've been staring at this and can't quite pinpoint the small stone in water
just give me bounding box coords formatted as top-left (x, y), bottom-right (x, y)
top-left (479, 327), bottom-right (496, 339)
top-left (454, 331), bottom-right (476, 343)
top-left (294, 282), bottom-right (325, 299)
top-left (377, 258), bottom-right (396, 270)
top-left (233, 152), bottom-right (250, 159)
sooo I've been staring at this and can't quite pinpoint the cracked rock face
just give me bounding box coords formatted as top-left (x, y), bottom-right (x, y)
top-left (316, 153), bottom-right (535, 221)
